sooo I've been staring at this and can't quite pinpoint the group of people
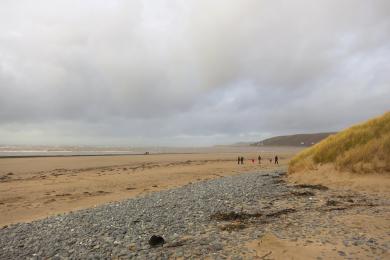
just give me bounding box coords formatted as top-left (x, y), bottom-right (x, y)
top-left (237, 155), bottom-right (278, 165)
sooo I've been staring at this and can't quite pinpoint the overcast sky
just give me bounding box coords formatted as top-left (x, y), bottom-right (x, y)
top-left (0, 0), bottom-right (389, 146)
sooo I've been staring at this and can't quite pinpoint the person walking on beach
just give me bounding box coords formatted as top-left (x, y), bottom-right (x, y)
top-left (240, 156), bottom-right (244, 164)
top-left (274, 155), bottom-right (279, 165)
top-left (258, 155), bottom-right (261, 164)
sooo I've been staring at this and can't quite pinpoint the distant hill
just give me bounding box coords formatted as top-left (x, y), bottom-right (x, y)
top-left (252, 133), bottom-right (336, 147)
top-left (289, 112), bottom-right (390, 174)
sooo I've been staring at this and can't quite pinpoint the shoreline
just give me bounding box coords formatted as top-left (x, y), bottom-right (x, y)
top-left (0, 145), bottom-right (303, 159)
top-left (0, 152), bottom-right (198, 159)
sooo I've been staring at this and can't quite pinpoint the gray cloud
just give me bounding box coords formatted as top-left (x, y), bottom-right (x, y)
top-left (0, 0), bottom-right (389, 146)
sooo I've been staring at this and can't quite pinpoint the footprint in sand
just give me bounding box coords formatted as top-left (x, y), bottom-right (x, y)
top-left (44, 198), bottom-right (56, 204)
top-left (82, 191), bottom-right (110, 196)
top-left (55, 193), bottom-right (72, 197)
top-left (0, 175), bottom-right (11, 182)
top-left (94, 191), bottom-right (111, 195)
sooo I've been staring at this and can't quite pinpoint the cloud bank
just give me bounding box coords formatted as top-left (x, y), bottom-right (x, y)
top-left (0, 0), bottom-right (389, 146)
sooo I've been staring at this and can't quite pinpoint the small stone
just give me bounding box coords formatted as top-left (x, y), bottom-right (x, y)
top-left (211, 243), bottom-right (223, 251)
top-left (338, 251), bottom-right (346, 256)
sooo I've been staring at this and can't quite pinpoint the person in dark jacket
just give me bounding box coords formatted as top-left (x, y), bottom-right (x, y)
top-left (274, 155), bottom-right (279, 164)
top-left (258, 155), bottom-right (261, 164)
top-left (238, 156), bottom-right (241, 164)
top-left (240, 156), bottom-right (244, 164)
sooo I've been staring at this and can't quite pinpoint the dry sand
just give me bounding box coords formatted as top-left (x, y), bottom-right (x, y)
top-left (0, 149), bottom-right (296, 226)
top-left (272, 164), bottom-right (390, 259)
top-left (287, 164), bottom-right (390, 197)
top-left (246, 233), bottom-right (342, 259)
top-left (245, 210), bottom-right (390, 260)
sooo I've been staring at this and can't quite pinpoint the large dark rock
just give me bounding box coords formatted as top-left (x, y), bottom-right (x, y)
top-left (148, 235), bottom-right (165, 247)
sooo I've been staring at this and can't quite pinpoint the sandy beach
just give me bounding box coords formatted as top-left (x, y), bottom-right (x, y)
top-left (0, 148), bottom-right (298, 226)
top-left (1, 147), bottom-right (389, 259)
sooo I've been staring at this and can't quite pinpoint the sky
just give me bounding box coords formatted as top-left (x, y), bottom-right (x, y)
top-left (0, 0), bottom-right (389, 146)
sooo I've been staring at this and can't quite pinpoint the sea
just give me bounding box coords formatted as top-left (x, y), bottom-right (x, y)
top-left (0, 145), bottom-right (142, 157)
top-left (0, 145), bottom-right (301, 158)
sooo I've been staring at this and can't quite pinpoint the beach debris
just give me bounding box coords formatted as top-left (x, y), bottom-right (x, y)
top-left (272, 179), bottom-right (285, 184)
top-left (219, 222), bottom-right (247, 232)
top-left (326, 199), bottom-right (340, 206)
top-left (148, 235), bottom-right (165, 247)
top-left (0, 175), bottom-right (7, 180)
top-left (257, 251), bottom-right (272, 259)
top-left (210, 211), bottom-right (262, 221)
top-left (291, 191), bottom-right (315, 197)
top-left (265, 208), bottom-right (296, 218)
top-left (293, 184), bottom-right (329, 190)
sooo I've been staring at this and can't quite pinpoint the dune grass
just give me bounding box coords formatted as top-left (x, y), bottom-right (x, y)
top-left (289, 111), bottom-right (390, 174)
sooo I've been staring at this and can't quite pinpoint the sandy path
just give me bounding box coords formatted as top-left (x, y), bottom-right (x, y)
top-left (0, 151), bottom-right (296, 226)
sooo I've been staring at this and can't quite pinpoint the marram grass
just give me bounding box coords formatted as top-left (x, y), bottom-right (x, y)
top-left (289, 111), bottom-right (390, 174)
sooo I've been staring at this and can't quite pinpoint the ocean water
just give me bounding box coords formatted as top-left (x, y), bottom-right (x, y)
top-left (0, 145), bottom-right (301, 157)
top-left (0, 146), bottom-right (139, 157)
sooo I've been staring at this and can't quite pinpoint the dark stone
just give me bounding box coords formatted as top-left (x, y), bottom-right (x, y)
top-left (148, 235), bottom-right (165, 247)
top-left (326, 200), bottom-right (339, 206)
top-left (338, 250), bottom-right (346, 256)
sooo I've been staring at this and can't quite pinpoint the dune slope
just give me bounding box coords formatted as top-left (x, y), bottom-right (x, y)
top-left (289, 111), bottom-right (390, 174)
